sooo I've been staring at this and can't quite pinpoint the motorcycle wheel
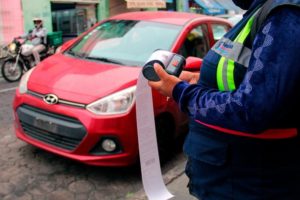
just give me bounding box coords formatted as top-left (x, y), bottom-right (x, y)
top-left (1, 59), bottom-right (23, 82)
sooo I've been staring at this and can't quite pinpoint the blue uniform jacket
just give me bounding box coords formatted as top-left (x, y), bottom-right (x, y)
top-left (173, 1), bottom-right (300, 134)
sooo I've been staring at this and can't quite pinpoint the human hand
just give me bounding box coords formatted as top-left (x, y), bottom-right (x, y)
top-left (148, 63), bottom-right (182, 97)
top-left (179, 71), bottom-right (200, 84)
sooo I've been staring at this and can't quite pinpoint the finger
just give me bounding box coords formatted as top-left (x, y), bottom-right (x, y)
top-left (179, 71), bottom-right (191, 81)
top-left (153, 63), bottom-right (168, 80)
top-left (148, 77), bottom-right (161, 89)
top-left (148, 80), bottom-right (160, 88)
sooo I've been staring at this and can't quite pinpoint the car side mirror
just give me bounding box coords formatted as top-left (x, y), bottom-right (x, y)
top-left (184, 56), bottom-right (203, 71)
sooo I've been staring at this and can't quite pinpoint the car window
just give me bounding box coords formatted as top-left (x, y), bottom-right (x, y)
top-left (179, 24), bottom-right (209, 58)
top-left (67, 20), bottom-right (182, 66)
top-left (212, 24), bottom-right (229, 42)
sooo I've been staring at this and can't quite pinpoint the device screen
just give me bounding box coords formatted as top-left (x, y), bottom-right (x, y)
top-left (167, 55), bottom-right (181, 73)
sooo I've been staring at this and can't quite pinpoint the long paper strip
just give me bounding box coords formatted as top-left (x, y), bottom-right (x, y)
top-left (136, 72), bottom-right (174, 200)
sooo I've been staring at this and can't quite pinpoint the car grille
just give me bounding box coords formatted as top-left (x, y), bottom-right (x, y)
top-left (17, 104), bottom-right (87, 151)
top-left (27, 90), bottom-right (86, 109)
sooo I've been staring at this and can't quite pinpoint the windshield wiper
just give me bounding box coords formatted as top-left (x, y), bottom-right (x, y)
top-left (85, 56), bottom-right (125, 65)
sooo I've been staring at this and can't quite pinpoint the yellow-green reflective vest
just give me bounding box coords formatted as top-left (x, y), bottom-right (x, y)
top-left (212, 11), bottom-right (259, 91)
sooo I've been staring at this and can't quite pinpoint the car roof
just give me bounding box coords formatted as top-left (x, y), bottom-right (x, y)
top-left (109, 11), bottom-right (219, 26)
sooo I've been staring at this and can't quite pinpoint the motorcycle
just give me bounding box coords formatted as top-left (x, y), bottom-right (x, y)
top-left (1, 37), bottom-right (55, 82)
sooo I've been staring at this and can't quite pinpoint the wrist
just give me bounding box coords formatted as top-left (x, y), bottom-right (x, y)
top-left (172, 81), bottom-right (189, 103)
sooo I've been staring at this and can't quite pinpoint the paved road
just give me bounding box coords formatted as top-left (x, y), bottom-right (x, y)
top-left (0, 78), bottom-right (187, 200)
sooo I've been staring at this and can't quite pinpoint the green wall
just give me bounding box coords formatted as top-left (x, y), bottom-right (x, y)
top-left (176, 0), bottom-right (188, 12)
top-left (22, 0), bottom-right (53, 33)
top-left (97, 0), bottom-right (109, 21)
top-left (21, 0), bottom-right (109, 33)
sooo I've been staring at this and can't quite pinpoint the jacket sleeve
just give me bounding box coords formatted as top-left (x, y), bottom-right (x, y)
top-left (35, 28), bottom-right (47, 38)
top-left (20, 33), bottom-right (29, 39)
top-left (172, 7), bottom-right (300, 133)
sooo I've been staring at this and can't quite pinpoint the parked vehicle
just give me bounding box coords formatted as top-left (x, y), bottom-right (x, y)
top-left (0, 44), bottom-right (10, 59)
top-left (215, 14), bottom-right (243, 26)
top-left (13, 11), bottom-right (231, 166)
top-left (0, 44), bottom-right (11, 70)
top-left (228, 14), bottom-right (243, 25)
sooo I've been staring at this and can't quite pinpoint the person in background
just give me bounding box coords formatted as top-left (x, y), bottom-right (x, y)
top-left (148, 0), bottom-right (300, 199)
top-left (17, 18), bottom-right (47, 65)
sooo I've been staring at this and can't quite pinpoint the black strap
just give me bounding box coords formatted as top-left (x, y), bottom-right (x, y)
top-left (250, 0), bottom-right (300, 44)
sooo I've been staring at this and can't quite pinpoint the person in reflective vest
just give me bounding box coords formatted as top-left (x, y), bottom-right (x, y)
top-left (148, 0), bottom-right (300, 199)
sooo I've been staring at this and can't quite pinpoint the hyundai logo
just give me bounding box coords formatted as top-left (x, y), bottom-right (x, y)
top-left (43, 94), bottom-right (59, 105)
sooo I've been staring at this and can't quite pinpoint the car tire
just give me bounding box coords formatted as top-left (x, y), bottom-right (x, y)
top-left (155, 114), bottom-right (175, 164)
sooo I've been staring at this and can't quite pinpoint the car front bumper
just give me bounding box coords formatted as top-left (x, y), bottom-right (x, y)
top-left (13, 90), bottom-right (139, 167)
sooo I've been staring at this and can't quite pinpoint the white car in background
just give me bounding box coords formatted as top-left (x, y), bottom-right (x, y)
top-left (228, 14), bottom-right (243, 25)
top-left (216, 14), bottom-right (243, 26)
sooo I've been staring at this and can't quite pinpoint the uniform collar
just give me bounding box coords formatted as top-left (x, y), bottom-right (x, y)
top-left (244, 0), bottom-right (267, 16)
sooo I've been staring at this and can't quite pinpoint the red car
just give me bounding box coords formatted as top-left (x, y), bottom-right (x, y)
top-left (13, 11), bottom-right (231, 166)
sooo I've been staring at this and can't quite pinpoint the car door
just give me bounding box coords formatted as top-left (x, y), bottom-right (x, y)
top-left (177, 22), bottom-right (210, 59)
top-left (208, 22), bottom-right (231, 45)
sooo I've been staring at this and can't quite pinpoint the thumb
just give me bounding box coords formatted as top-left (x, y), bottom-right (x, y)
top-left (153, 63), bottom-right (168, 80)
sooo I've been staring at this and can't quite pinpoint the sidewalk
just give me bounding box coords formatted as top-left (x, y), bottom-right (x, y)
top-left (167, 172), bottom-right (197, 200)
top-left (127, 157), bottom-right (197, 200)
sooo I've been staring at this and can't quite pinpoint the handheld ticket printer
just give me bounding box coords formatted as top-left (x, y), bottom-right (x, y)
top-left (142, 50), bottom-right (186, 81)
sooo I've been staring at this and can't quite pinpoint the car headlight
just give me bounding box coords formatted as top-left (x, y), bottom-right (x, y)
top-left (8, 43), bottom-right (17, 53)
top-left (19, 68), bottom-right (35, 94)
top-left (86, 86), bottom-right (136, 115)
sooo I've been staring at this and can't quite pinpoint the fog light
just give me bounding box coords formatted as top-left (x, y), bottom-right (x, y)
top-left (102, 139), bottom-right (117, 152)
top-left (89, 137), bottom-right (122, 155)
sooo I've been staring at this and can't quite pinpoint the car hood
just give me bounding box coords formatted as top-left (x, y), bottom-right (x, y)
top-left (28, 54), bottom-right (141, 104)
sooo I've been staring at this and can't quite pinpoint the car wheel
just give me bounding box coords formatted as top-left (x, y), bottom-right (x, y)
top-left (155, 114), bottom-right (175, 164)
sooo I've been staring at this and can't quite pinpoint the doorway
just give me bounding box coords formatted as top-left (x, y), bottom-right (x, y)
top-left (51, 3), bottom-right (88, 41)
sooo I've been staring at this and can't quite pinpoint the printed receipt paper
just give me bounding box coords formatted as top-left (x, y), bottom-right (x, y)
top-left (136, 72), bottom-right (174, 200)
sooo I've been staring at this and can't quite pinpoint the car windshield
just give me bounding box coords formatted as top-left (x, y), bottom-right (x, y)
top-left (66, 20), bottom-right (182, 66)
